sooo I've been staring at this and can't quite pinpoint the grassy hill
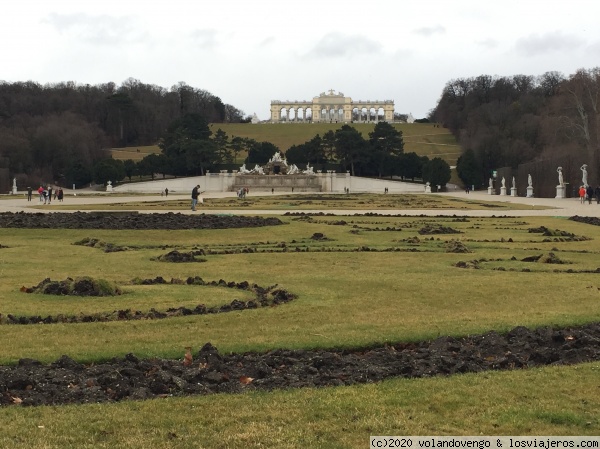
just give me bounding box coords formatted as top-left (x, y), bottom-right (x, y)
top-left (111, 123), bottom-right (461, 166)
top-left (110, 145), bottom-right (161, 161)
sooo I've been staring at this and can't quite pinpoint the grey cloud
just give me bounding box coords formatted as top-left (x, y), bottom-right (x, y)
top-left (43, 13), bottom-right (143, 45)
top-left (477, 38), bottom-right (499, 49)
top-left (586, 41), bottom-right (600, 56)
top-left (516, 32), bottom-right (584, 56)
top-left (306, 33), bottom-right (382, 59)
top-left (259, 36), bottom-right (276, 47)
top-left (190, 29), bottom-right (218, 49)
top-left (413, 25), bottom-right (446, 37)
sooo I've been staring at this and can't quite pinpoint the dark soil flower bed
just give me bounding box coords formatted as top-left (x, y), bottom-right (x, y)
top-left (9, 278), bottom-right (296, 325)
top-left (1, 323), bottom-right (599, 407)
top-left (0, 212), bottom-right (282, 230)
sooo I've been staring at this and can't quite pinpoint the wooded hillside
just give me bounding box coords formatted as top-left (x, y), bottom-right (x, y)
top-left (432, 68), bottom-right (600, 186)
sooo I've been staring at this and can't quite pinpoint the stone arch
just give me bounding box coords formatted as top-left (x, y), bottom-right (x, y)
top-left (270, 92), bottom-right (394, 123)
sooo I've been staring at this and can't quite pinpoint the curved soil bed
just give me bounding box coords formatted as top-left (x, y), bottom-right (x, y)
top-left (9, 278), bottom-right (296, 325)
top-left (1, 322), bottom-right (599, 407)
top-left (0, 212), bottom-right (282, 230)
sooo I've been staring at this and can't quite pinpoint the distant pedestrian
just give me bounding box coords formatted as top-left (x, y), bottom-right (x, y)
top-left (465, 185), bottom-right (470, 194)
top-left (595, 185), bottom-right (600, 204)
top-left (42, 187), bottom-right (48, 204)
top-left (57, 188), bottom-right (64, 202)
top-left (587, 185), bottom-right (594, 204)
top-left (191, 185), bottom-right (200, 211)
top-left (37, 185), bottom-right (44, 202)
top-left (579, 186), bottom-right (586, 204)
top-left (27, 186), bottom-right (32, 201)
top-left (271, 188), bottom-right (274, 194)
top-left (47, 186), bottom-right (53, 204)
top-left (165, 188), bottom-right (169, 197)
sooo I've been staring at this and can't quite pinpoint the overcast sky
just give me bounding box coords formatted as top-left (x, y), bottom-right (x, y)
top-left (4, 0), bottom-right (600, 120)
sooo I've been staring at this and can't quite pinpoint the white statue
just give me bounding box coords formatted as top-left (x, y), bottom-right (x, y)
top-left (501, 177), bottom-right (506, 188)
top-left (528, 174), bottom-right (533, 187)
top-left (106, 181), bottom-right (113, 192)
top-left (252, 164), bottom-right (264, 175)
top-left (581, 164), bottom-right (588, 186)
top-left (303, 163), bottom-right (314, 175)
top-left (13, 178), bottom-right (16, 188)
top-left (239, 163), bottom-right (250, 174)
top-left (288, 164), bottom-right (299, 175)
top-left (270, 152), bottom-right (283, 163)
top-left (512, 176), bottom-right (516, 189)
top-left (557, 167), bottom-right (564, 186)
top-left (489, 178), bottom-right (493, 188)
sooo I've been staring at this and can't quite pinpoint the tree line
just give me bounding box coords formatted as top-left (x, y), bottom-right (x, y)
top-left (434, 68), bottom-right (600, 188)
top-left (0, 78), bottom-right (247, 187)
top-left (123, 118), bottom-right (450, 190)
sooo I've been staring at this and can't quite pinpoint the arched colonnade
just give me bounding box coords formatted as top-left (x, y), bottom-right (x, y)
top-left (270, 90), bottom-right (394, 123)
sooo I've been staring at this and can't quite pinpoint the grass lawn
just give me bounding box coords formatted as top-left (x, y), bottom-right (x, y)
top-left (0, 212), bottom-right (599, 447)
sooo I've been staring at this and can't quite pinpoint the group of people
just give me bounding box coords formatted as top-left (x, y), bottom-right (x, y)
top-left (28, 185), bottom-right (64, 204)
top-left (578, 185), bottom-right (600, 204)
top-left (238, 187), bottom-right (249, 198)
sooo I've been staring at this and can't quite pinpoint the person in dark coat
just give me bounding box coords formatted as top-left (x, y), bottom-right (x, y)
top-left (191, 185), bottom-right (200, 211)
top-left (594, 185), bottom-right (600, 204)
top-left (586, 185), bottom-right (594, 204)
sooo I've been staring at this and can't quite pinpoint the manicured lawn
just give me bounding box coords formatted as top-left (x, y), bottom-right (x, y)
top-left (1, 211), bottom-right (599, 447)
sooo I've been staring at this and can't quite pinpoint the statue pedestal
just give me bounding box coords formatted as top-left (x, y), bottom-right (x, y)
top-left (424, 185), bottom-right (431, 193)
top-left (12, 186), bottom-right (17, 194)
top-left (487, 187), bottom-right (494, 195)
top-left (555, 185), bottom-right (566, 199)
top-left (511, 187), bottom-right (517, 197)
top-left (500, 187), bottom-right (507, 196)
top-left (526, 186), bottom-right (534, 198)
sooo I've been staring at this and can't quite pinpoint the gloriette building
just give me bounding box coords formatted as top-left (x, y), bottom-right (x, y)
top-left (270, 89), bottom-right (394, 123)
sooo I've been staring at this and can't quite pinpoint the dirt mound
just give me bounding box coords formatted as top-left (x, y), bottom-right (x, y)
top-left (521, 252), bottom-right (567, 264)
top-left (419, 225), bottom-right (461, 235)
top-left (528, 226), bottom-right (589, 241)
top-left (454, 260), bottom-right (479, 269)
top-left (0, 212), bottom-right (282, 230)
top-left (73, 237), bottom-right (129, 253)
top-left (154, 250), bottom-right (207, 263)
top-left (21, 277), bottom-right (122, 296)
top-left (445, 240), bottom-right (471, 253)
top-left (1, 323), bottom-right (599, 407)
top-left (569, 216), bottom-right (600, 226)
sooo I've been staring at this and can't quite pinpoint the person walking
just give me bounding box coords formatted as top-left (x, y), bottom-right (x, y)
top-left (579, 185), bottom-right (586, 204)
top-left (586, 185), bottom-right (594, 204)
top-left (37, 185), bottom-right (44, 202)
top-left (47, 186), bottom-right (53, 204)
top-left (165, 188), bottom-right (169, 197)
top-left (191, 185), bottom-right (200, 211)
top-left (595, 185), bottom-right (600, 204)
top-left (27, 186), bottom-right (32, 201)
top-left (57, 188), bottom-right (64, 202)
